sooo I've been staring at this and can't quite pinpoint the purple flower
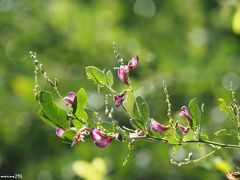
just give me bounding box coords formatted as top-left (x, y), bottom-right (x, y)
top-left (179, 106), bottom-right (191, 121)
top-left (177, 124), bottom-right (190, 135)
top-left (95, 137), bottom-right (113, 147)
top-left (90, 129), bottom-right (113, 148)
top-left (128, 55), bottom-right (139, 70)
top-left (91, 129), bottom-right (103, 141)
top-left (64, 92), bottom-right (76, 105)
top-left (114, 93), bottom-right (125, 107)
top-left (150, 118), bottom-right (170, 132)
top-left (56, 128), bottom-right (65, 137)
top-left (118, 65), bottom-right (129, 85)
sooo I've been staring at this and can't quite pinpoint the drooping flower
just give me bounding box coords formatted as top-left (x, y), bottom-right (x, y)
top-left (56, 128), bottom-right (65, 137)
top-left (128, 55), bottom-right (139, 70)
top-left (150, 118), bottom-right (170, 132)
top-left (226, 171), bottom-right (240, 180)
top-left (117, 65), bottom-right (129, 85)
top-left (114, 93), bottom-right (125, 107)
top-left (95, 137), bottom-right (113, 147)
top-left (64, 92), bottom-right (76, 105)
top-left (91, 129), bottom-right (103, 141)
top-left (177, 124), bottom-right (190, 135)
top-left (91, 129), bottom-right (113, 148)
top-left (179, 106), bottom-right (191, 121)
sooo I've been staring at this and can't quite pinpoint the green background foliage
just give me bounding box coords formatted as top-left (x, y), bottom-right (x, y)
top-left (1, 0), bottom-right (240, 179)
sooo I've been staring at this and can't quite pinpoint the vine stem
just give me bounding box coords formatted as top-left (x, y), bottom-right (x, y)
top-left (171, 146), bottom-right (221, 166)
top-left (131, 136), bottom-right (240, 149)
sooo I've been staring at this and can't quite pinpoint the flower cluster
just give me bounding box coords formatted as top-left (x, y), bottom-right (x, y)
top-left (113, 56), bottom-right (139, 108)
top-left (56, 126), bottom-right (113, 148)
top-left (55, 55), bottom-right (194, 148)
top-left (149, 106), bottom-right (191, 136)
top-left (117, 55), bottom-right (139, 85)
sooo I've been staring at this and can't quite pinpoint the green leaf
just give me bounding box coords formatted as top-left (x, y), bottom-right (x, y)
top-left (106, 70), bottom-right (114, 87)
top-left (86, 66), bottom-right (106, 85)
top-left (219, 98), bottom-right (230, 113)
top-left (62, 129), bottom-right (76, 141)
top-left (130, 119), bottom-right (145, 130)
top-left (37, 91), bottom-right (69, 128)
top-left (38, 109), bottom-right (58, 127)
top-left (72, 119), bottom-right (84, 129)
top-left (214, 129), bottom-right (228, 136)
top-left (200, 134), bottom-right (209, 140)
top-left (188, 98), bottom-right (201, 130)
top-left (75, 88), bottom-right (88, 121)
top-left (167, 136), bottom-right (179, 145)
top-left (132, 96), bottom-right (150, 127)
top-left (166, 128), bottom-right (180, 145)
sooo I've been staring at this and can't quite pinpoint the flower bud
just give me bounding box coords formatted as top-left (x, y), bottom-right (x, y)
top-left (56, 128), bottom-right (65, 137)
top-left (177, 124), bottom-right (190, 135)
top-left (129, 130), bottom-right (145, 139)
top-left (179, 106), bottom-right (191, 121)
top-left (137, 130), bottom-right (145, 136)
top-left (150, 118), bottom-right (169, 132)
top-left (64, 92), bottom-right (76, 105)
top-left (128, 55), bottom-right (139, 70)
top-left (114, 93), bottom-right (125, 107)
top-left (118, 65), bottom-right (129, 85)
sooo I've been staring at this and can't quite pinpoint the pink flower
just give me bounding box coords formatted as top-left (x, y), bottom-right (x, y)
top-left (56, 128), bottom-right (65, 137)
top-left (114, 93), bottom-right (125, 107)
top-left (95, 137), bottom-right (113, 147)
top-left (117, 55), bottom-right (139, 84)
top-left (64, 92), bottom-right (76, 105)
top-left (91, 129), bottom-right (103, 141)
top-left (150, 118), bottom-right (169, 132)
top-left (177, 124), bottom-right (190, 135)
top-left (118, 65), bottom-right (129, 85)
top-left (90, 129), bottom-right (113, 148)
top-left (179, 106), bottom-right (191, 121)
top-left (128, 55), bottom-right (139, 70)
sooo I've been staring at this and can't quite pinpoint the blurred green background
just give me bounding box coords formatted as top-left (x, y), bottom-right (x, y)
top-left (1, 0), bottom-right (240, 179)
